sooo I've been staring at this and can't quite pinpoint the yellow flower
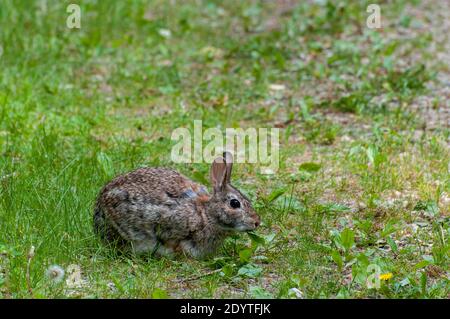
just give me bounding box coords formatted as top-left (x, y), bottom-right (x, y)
top-left (379, 273), bottom-right (393, 281)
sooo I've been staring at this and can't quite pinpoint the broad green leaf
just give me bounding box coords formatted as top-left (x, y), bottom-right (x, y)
top-left (381, 220), bottom-right (398, 238)
top-left (249, 286), bottom-right (273, 299)
top-left (366, 146), bottom-right (376, 166)
top-left (321, 203), bottom-right (351, 213)
top-left (386, 237), bottom-right (398, 253)
top-left (340, 228), bottom-right (355, 252)
top-left (152, 288), bottom-right (169, 299)
top-left (239, 248), bottom-right (252, 264)
top-left (263, 233), bottom-right (276, 243)
top-left (237, 264), bottom-right (262, 278)
top-left (220, 264), bottom-right (235, 278)
top-left (267, 188), bottom-right (287, 202)
top-left (247, 232), bottom-right (265, 245)
top-left (331, 249), bottom-right (343, 271)
top-left (357, 253), bottom-right (370, 268)
top-left (414, 260), bottom-right (431, 269)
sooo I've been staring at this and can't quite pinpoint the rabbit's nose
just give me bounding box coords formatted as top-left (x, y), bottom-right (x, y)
top-left (254, 216), bottom-right (261, 228)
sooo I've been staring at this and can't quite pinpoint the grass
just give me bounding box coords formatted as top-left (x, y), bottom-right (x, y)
top-left (0, 0), bottom-right (448, 298)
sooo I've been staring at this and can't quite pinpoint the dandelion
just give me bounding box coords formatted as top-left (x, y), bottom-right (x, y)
top-left (46, 265), bottom-right (65, 284)
top-left (379, 272), bottom-right (393, 281)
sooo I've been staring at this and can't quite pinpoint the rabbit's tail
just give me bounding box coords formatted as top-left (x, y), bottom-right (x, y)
top-left (93, 204), bottom-right (106, 236)
top-left (93, 204), bottom-right (125, 245)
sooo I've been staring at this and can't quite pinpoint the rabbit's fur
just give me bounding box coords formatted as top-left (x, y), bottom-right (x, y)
top-left (93, 152), bottom-right (260, 258)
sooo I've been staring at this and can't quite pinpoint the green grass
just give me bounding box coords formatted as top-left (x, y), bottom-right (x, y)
top-left (0, 0), bottom-right (448, 298)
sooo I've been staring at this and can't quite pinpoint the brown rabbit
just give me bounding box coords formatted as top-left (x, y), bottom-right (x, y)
top-left (93, 152), bottom-right (260, 258)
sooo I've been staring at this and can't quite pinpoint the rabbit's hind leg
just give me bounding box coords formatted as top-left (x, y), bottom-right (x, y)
top-left (131, 239), bottom-right (157, 254)
top-left (132, 239), bottom-right (176, 258)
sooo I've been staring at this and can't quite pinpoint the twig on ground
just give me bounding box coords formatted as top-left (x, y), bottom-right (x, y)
top-left (177, 269), bottom-right (222, 283)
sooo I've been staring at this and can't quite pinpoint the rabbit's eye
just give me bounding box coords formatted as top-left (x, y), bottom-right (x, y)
top-left (230, 199), bottom-right (241, 209)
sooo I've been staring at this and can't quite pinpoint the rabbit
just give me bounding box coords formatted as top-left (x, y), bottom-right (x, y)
top-left (93, 151), bottom-right (260, 259)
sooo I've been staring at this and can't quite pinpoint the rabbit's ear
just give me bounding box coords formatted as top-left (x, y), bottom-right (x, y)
top-left (223, 151), bottom-right (233, 185)
top-left (210, 156), bottom-right (227, 193)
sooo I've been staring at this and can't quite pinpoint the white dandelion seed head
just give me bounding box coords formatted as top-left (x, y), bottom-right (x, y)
top-left (46, 265), bottom-right (65, 283)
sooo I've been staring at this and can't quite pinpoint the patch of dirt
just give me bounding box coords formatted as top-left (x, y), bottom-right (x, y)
top-left (400, 0), bottom-right (450, 130)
